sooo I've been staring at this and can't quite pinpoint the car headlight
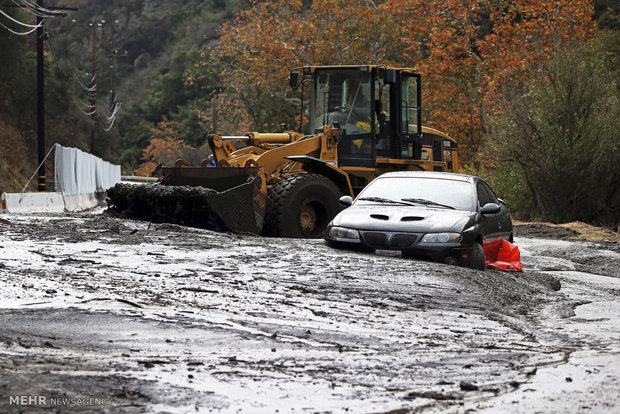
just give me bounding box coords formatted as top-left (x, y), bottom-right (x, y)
top-left (421, 232), bottom-right (462, 243)
top-left (328, 226), bottom-right (360, 240)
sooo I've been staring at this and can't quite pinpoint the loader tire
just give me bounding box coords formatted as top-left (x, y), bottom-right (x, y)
top-left (263, 173), bottom-right (342, 238)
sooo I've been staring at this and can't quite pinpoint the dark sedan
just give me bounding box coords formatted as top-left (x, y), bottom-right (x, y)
top-left (324, 171), bottom-right (513, 269)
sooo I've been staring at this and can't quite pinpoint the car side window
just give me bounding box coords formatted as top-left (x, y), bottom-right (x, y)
top-left (481, 181), bottom-right (499, 204)
top-left (477, 182), bottom-right (493, 207)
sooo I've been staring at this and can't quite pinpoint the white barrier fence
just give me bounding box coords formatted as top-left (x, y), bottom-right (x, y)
top-left (1, 144), bottom-right (121, 214)
top-left (54, 144), bottom-right (120, 195)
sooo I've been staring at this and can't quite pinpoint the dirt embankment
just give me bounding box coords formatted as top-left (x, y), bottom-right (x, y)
top-left (514, 220), bottom-right (620, 245)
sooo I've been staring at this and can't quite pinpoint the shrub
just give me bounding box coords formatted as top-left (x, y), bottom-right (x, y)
top-left (487, 41), bottom-right (620, 228)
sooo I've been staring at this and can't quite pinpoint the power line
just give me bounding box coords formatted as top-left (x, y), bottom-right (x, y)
top-left (9, 0), bottom-right (50, 17)
top-left (48, 29), bottom-right (100, 113)
top-left (46, 21), bottom-right (125, 138)
top-left (22, 0), bottom-right (61, 16)
top-left (0, 7), bottom-right (42, 35)
top-left (4, 0), bottom-right (122, 161)
top-left (0, 8), bottom-right (41, 27)
top-left (46, 30), bottom-right (98, 101)
top-left (0, 20), bottom-right (39, 34)
top-left (10, 0), bottom-right (71, 17)
top-left (97, 101), bottom-right (121, 131)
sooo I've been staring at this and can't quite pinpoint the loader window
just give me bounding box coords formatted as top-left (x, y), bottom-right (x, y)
top-left (401, 75), bottom-right (419, 133)
top-left (310, 69), bottom-right (372, 137)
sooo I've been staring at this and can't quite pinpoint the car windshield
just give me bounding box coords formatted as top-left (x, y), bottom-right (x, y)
top-left (356, 177), bottom-right (475, 211)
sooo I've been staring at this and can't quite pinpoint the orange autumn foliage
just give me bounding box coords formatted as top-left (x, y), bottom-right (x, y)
top-left (217, 0), bottom-right (408, 99)
top-left (210, 0), bottom-right (595, 166)
top-left (135, 117), bottom-right (194, 176)
top-left (410, 0), bottom-right (595, 164)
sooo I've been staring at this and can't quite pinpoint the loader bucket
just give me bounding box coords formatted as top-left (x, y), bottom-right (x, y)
top-left (107, 166), bottom-right (267, 234)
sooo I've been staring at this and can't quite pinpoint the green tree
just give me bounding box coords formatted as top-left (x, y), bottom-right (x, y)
top-left (487, 40), bottom-right (620, 228)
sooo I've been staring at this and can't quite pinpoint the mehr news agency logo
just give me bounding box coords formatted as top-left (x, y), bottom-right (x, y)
top-left (9, 395), bottom-right (112, 407)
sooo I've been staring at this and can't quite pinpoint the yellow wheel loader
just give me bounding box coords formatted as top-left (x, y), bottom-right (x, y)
top-left (108, 65), bottom-right (459, 237)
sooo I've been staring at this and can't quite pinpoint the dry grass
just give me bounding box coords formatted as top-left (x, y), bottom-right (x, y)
top-left (0, 121), bottom-right (36, 194)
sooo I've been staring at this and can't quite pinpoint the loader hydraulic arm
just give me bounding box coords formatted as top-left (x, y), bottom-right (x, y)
top-left (208, 132), bottom-right (305, 164)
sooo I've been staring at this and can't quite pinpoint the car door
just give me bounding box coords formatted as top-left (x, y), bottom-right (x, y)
top-left (481, 181), bottom-right (512, 240)
top-left (477, 180), bottom-right (511, 241)
top-left (476, 180), bottom-right (501, 241)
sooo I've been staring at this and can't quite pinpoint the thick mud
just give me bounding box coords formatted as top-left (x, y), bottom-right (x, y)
top-left (0, 211), bottom-right (618, 413)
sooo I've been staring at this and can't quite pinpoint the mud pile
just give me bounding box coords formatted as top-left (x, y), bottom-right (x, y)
top-left (107, 182), bottom-right (265, 234)
top-left (107, 183), bottom-right (232, 231)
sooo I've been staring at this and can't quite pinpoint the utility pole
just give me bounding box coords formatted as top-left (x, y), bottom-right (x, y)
top-left (36, 0), bottom-right (45, 191)
top-left (6, 0), bottom-right (76, 191)
top-left (73, 19), bottom-right (121, 157)
top-left (89, 26), bottom-right (97, 157)
top-left (14, 0), bottom-right (78, 191)
top-left (107, 49), bottom-right (126, 113)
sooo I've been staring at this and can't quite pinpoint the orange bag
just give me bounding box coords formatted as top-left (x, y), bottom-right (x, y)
top-left (483, 239), bottom-right (523, 272)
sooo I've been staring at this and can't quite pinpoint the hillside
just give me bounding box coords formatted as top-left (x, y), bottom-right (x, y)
top-left (0, 0), bottom-right (248, 191)
top-left (1, 0), bottom-right (618, 228)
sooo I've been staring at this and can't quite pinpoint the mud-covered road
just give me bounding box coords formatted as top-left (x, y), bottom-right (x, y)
top-left (0, 212), bottom-right (618, 413)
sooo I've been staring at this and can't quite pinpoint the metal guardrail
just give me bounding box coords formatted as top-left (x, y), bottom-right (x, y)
top-left (121, 175), bottom-right (158, 183)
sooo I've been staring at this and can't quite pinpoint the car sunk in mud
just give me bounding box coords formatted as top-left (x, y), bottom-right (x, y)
top-left (324, 171), bottom-right (513, 269)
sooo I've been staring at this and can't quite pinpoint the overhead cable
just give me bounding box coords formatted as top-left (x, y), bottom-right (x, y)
top-left (0, 20), bottom-right (39, 35)
top-left (98, 101), bottom-right (122, 131)
top-left (45, 23), bottom-right (123, 131)
top-left (9, 0), bottom-right (46, 17)
top-left (75, 98), bottom-right (95, 109)
top-left (13, 0), bottom-right (63, 17)
top-left (80, 108), bottom-right (97, 116)
top-left (46, 30), bottom-right (98, 100)
top-left (0, 8), bottom-right (42, 27)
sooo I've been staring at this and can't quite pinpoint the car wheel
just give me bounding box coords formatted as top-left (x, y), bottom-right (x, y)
top-left (469, 242), bottom-right (485, 270)
top-left (263, 173), bottom-right (342, 238)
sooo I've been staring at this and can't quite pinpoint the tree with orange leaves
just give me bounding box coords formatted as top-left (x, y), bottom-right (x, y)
top-left (218, 0), bottom-right (403, 92)
top-left (206, 0), bottom-right (595, 166)
top-left (410, 0), bottom-right (595, 164)
top-left (135, 117), bottom-right (194, 176)
top-left (214, 0), bottom-right (408, 131)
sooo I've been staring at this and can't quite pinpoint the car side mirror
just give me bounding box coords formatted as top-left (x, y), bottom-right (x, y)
top-left (481, 202), bottom-right (501, 215)
top-left (339, 195), bottom-right (353, 207)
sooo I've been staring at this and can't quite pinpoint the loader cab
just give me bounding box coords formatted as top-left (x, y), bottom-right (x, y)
top-left (304, 66), bottom-right (425, 168)
top-left (308, 67), bottom-right (375, 167)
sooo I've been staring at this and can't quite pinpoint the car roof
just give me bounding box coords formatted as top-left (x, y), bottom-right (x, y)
top-left (376, 171), bottom-right (477, 182)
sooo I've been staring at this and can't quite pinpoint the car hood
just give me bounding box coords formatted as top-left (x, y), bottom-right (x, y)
top-left (331, 204), bottom-right (476, 233)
